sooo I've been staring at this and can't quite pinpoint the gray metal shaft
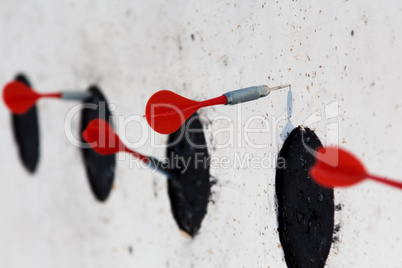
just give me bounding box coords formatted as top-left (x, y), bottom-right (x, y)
top-left (61, 91), bottom-right (90, 100)
top-left (224, 84), bottom-right (290, 105)
top-left (146, 156), bottom-right (177, 179)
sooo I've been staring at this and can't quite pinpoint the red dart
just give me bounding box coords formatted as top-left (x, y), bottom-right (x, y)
top-left (3, 80), bottom-right (88, 115)
top-left (310, 146), bottom-right (402, 190)
top-left (82, 119), bottom-right (175, 177)
top-left (145, 84), bottom-right (290, 134)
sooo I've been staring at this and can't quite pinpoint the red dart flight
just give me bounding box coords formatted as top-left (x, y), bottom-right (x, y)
top-left (82, 119), bottom-right (176, 177)
top-left (310, 146), bottom-right (402, 190)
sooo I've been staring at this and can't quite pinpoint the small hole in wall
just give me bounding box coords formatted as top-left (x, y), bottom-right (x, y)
top-left (166, 113), bottom-right (211, 237)
top-left (80, 85), bottom-right (116, 202)
top-left (275, 126), bottom-right (334, 268)
top-left (11, 73), bottom-right (40, 173)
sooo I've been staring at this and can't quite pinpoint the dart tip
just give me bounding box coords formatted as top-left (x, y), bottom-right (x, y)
top-left (269, 84), bottom-right (291, 91)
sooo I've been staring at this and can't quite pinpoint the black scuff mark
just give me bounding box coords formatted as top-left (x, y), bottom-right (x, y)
top-left (80, 86), bottom-right (116, 202)
top-left (275, 126), bottom-right (334, 268)
top-left (11, 74), bottom-right (40, 173)
top-left (166, 113), bottom-right (212, 237)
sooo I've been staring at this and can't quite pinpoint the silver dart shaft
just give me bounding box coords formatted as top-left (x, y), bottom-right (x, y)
top-left (146, 156), bottom-right (178, 178)
top-left (224, 84), bottom-right (290, 105)
top-left (61, 91), bottom-right (91, 101)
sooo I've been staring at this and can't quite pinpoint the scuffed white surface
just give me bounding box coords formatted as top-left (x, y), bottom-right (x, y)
top-left (0, 0), bottom-right (402, 267)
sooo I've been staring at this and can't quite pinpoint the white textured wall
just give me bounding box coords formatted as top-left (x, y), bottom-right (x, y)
top-left (1, 0), bottom-right (402, 267)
